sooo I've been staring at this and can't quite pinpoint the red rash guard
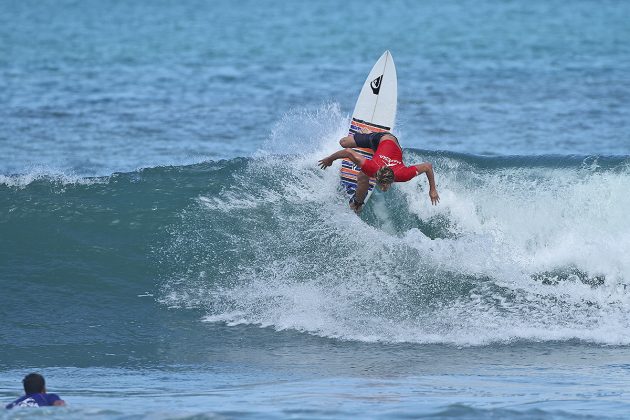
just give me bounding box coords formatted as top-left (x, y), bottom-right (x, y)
top-left (360, 139), bottom-right (418, 182)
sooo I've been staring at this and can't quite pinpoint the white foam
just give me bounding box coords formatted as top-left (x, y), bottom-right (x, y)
top-left (0, 165), bottom-right (108, 188)
top-left (162, 105), bottom-right (630, 346)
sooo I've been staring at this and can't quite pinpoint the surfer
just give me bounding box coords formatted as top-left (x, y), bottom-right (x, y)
top-left (318, 131), bottom-right (439, 212)
top-left (5, 373), bottom-right (66, 409)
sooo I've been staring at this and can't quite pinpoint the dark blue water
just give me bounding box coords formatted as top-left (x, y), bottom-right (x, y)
top-left (2, 0), bottom-right (630, 418)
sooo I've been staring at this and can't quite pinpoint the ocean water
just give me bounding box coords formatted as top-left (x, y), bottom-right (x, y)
top-left (2, 0), bottom-right (630, 418)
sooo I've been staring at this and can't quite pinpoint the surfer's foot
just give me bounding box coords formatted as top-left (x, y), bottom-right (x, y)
top-left (349, 196), bottom-right (364, 213)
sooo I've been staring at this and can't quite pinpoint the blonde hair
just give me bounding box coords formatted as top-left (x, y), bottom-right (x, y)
top-left (375, 166), bottom-right (394, 186)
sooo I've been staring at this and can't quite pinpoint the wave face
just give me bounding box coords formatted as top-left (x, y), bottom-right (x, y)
top-left (157, 151), bottom-right (630, 346)
top-left (2, 118), bottom-right (630, 347)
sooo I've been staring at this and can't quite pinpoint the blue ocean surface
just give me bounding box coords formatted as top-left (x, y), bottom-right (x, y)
top-left (2, 0), bottom-right (630, 419)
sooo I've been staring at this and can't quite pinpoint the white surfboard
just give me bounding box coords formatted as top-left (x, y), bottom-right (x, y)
top-left (340, 51), bottom-right (398, 201)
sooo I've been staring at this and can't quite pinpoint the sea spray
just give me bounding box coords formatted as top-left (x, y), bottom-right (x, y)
top-left (156, 117), bottom-right (630, 345)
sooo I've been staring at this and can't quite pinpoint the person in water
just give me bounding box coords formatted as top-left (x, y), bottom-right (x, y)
top-left (5, 373), bottom-right (66, 409)
top-left (318, 130), bottom-right (439, 212)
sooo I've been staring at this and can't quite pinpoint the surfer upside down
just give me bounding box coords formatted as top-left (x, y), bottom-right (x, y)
top-left (318, 130), bottom-right (439, 212)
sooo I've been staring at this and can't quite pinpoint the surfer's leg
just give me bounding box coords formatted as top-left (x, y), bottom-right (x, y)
top-left (341, 132), bottom-right (387, 150)
top-left (339, 135), bottom-right (357, 148)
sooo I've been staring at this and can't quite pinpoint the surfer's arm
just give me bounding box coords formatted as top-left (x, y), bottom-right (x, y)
top-left (412, 163), bottom-right (440, 205)
top-left (318, 149), bottom-right (365, 169)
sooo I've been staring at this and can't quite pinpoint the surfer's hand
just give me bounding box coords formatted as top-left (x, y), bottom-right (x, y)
top-left (429, 188), bottom-right (440, 205)
top-left (359, 127), bottom-right (372, 134)
top-left (349, 201), bottom-right (363, 214)
top-left (318, 157), bottom-right (333, 169)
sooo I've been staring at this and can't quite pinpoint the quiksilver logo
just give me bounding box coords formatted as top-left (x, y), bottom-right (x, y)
top-left (370, 75), bottom-right (383, 94)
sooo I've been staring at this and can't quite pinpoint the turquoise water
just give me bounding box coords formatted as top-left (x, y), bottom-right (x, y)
top-left (2, 0), bottom-right (630, 418)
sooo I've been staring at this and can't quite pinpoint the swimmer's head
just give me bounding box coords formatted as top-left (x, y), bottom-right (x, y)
top-left (23, 373), bottom-right (45, 394)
